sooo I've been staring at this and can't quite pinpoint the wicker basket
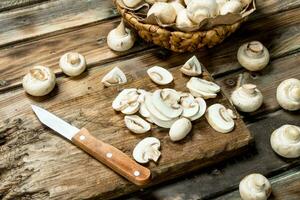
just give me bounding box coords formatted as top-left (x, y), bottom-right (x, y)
top-left (114, 1), bottom-right (255, 52)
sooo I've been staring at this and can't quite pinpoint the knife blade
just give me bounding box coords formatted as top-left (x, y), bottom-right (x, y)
top-left (31, 105), bottom-right (151, 186)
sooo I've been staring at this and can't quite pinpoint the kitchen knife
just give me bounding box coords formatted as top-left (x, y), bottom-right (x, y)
top-left (31, 105), bottom-right (151, 186)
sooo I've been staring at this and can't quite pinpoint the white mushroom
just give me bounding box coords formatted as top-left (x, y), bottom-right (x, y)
top-left (276, 78), bottom-right (300, 111)
top-left (147, 66), bottom-right (173, 85)
top-left (133, 137), bottom-right (161, 164)
top-left (169, 118), bottom-right (192, 141)
top-left (180, 55), bottom-right (202, 76)
top-left (112, 88), bottom-right (140, 114)
top-left (187, 0), bottom-right (218, 24)
top-left (101, 67), bottom-right (127, 87)
top-left (170, 1), bottom-right (185, 14)
top-left (186, 77), bottom-right (221, 99)
top-left (270, 124), bottom-right (300, 158)
top-left (145, 0), bottom-right (168, 5)
top-left (206, 104), bottom-right (236, 133)
top-left (107, 19), bottom-right (135, 52)
top-left (239, 173), bottom-right (271, 200)
top-left (189, 97), bottom-right (207, 121)
top-left (216, 0), bottom-right (228, 8)
top-left (231, 84), bottom-right (263, 112)
top-left (219, 0), bottom-right (242, 15)
top-left (176, 9), bottom-right (199, 32)
top-left (237, 41), bottom-right (270, 71)
top-left (123, 0), bottom-right (143, 8)
top-left (180, 93), bottom-right (199, 118)
top-left (59, 52), bottom-right (86, 77)
top-left (147, 2), bottom-right (177, 24)
top-left (124, 115), bottom-right (151, 134)
top-left (22, 66), bottom-right (56, 97)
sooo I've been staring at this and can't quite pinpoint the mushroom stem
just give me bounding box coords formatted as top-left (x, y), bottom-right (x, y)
top-left (115, 19), bottom-right (127, 37)
top-left (253, 175), bottom-right (266, 191)
top-left (242, 84), bottom-right (257, 95)
top-left (30, 68), bottom-right (47, 81)
top-left (144, 146), bottom-right (160, 162)
top-left (245, 41), bottom-right (264, 58)
top-left (67, 53), bottom-right (80, 65)
top-left (290, 86), bottom-right (300, 101)
top-left (285, 126), bottom-right (300, 142)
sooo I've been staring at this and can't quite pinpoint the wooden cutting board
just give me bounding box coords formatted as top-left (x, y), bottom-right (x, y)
top-left (0, 61), bottom-right (252, 200)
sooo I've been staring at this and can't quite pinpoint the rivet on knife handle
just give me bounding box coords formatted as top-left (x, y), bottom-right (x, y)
top-left (72, 128), bottom-right (151, 186)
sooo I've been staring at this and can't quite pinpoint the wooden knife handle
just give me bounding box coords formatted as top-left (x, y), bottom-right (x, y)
top-left (72, 128), bottom-right (151, 186)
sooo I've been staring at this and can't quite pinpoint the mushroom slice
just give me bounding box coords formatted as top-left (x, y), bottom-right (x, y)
top-left (180, 56), bottom-right (202, 76)
top-left (270, 124), bottom-right (300, 158)
top-left (206, 104), bottom-right (236, 133)
top-left (180, 93), bottom-right (199, 118)
top-left (101, 67), bottom-right (127, 87)
top-left (152, 89), bottom-right (183, 119)
top-left (145, 93), bottom-right (178, 128)
top-left (239, 173), bottom-right (271, 200)
top-left (276, 78), bottom-right (300, 111)
top-left (187, 77), bottom-right (220, 99)
top-left (189, 97), bottom-right (207, 121)
top-left (147, 66), bottom-right (173, 85)
top-left (112, 88), bottom-right (140, 114)
top-left (133, 137), bottom-right (161, 164)
top-left (124, 115), bottom-right (151, 134)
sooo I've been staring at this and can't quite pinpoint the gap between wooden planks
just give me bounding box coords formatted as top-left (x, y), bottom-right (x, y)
top-left (122, 109), bottom-right (300, 200)
top-left (0, 7), bottom-right (300, 92)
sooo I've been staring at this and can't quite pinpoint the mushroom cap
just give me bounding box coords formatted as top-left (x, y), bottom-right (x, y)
top-left (237, 41), bottom-right (270, 71)
top-left (270, 124), bottom-right (300, 158)
top-left (22, 66), bottom-right (56, 96)
top-left (59, 52), bottom-right (86, 76)
top-left (231, 84), bottom-right (263, 112)
top-left (101, 67), bottom-right (127, 87)
top-left (169, 118), bottom-right (192, 141)
top-left (112, 88), bottom-right (140, 114)
top-left (239, 173), bottom-right (271, 200)
top-left (124, 115), bottom-right (151, 134)
top-left (206, 103), bottom-right (236, 133)
top-left (147, 66), bottom-right (173, 85)
top-left (180, 55), bottom-right (202, 76)
top-left (187, 0), bottom-right (218, 24)
top-left (133, 137), bottom-right (161, 163)
top-left (170, 1), bottom-right (185, 14)
top-left (107, 20), bottom-right (135, 52)
top-left (276, 78), bottom-right (300, 111)
top-left (176, 9), bottom-right (199, 32)
top-left (147, 2), bottom-right (177, 24)
top-left (123, 0), bottom-right (143, 8)
top-left (219, 0), bottom-right (242, 15)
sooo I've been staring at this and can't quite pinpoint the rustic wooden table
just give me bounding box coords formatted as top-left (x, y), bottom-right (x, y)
top-left (0, 0), bottom-right (300, 199)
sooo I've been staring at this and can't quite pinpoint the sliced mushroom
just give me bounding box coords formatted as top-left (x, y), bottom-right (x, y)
top-left (189, 97), bottom-right (207, 121)
top-left (22, 66), bottom-right (56, 97)
top-left (206, 103), bottom-right (236, 133)
top-left (152, 89), bottom-right (183, 119)
top-left (124, 115), bottom-right (151, 134)
top-left (133, 137), bottom-right (161, 164)
top-left (59, 52), bottom-right (86, 77)
top-left (180, 93), bottom-right (200, 118)
top-left (276, 78), bottom-right (300, 111)
top-left (147, 66), bottom-right (173, 85)
top-left (112, 88), bottom-right (140, 114)
top-left (169, 118), bottom-right (192, 142)
top-left (231, 84), bottom-right (263, 112)
top-left (187, 77), bottom-right (220, 99)
top-left (101, 67), bottom-right (127, 87)
top-left (270, 124), bottom-right (300, 158)
top-left (180, 55), bottom-right (202, 76)
top-left (239, 173), bottom-right (271, 200)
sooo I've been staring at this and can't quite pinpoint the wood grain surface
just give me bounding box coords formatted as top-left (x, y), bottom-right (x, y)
top-left (0, 0), bottom-right (49, 12)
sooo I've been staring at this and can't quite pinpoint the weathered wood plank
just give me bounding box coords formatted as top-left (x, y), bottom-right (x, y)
top-left (0, 62), bottom-right (252, 199)
top-left (0, 0), bottom-right (118, 47)
top-left (0, 7), bottom-right (300, 92)
top-left (213, 166), bottom-right (300, 200)
top-left (215, 52), bottom-right (300, 116)
top-left (0, 0), bottom-right (50, 12)
top-left (123, 109), bottom-right (300, 200)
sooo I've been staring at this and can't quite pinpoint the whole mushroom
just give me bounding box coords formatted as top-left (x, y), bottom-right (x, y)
top-left (276, 78), bottom-right (300, 111)
top-left (59, 52), bottom-right (86, 77)
top-left (231, 84), bottom-right (263, 112)
top-left (270, 124), bottom-right (300, 158)
top-left (187, 0), bottom-right (218, 24)
top-left (237, 41), bottom-right (270, 71)
top-left (176, 9), bottom-right (198, 32)
top-left (133, 137), bottom-right (161, 164)
top-left (239, 173), bottom-right (271, 200)
top-left (147, 2), bottom-right (177, 24)
top-left (107, 19), bottom-right (135, 52)
top-left (22, 66), bottom-right (56, 96)
top-left (169, 118), bottom-right (192, 141)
